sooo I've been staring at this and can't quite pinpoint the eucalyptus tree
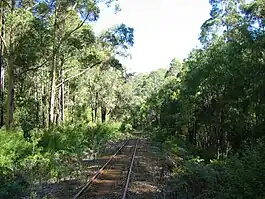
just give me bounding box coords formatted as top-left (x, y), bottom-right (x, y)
top-left (165, 58), bottom-right (183, 78)
top-left (46, 1), bottom-right (133, 126)
top-left (127, 0), bottom-right (265, 160)
top-left (47, 0), bottom-right (100, 126)
top-left (0, 0), bottom-right (135, 130)
top-left (0, 0), bottom-right (6, 127)
top-left (177, 0), bottom-right (265, 157)
top-left (68, 23), bottom-right (134, 123)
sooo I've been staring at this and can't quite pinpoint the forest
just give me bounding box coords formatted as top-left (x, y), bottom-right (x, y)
top-left (0, 0), bottom-right (265, 198)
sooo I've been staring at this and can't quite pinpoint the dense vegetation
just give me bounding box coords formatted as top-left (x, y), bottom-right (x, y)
top-left (1, 0), bottom-right (265, 198)
top-left (0, 0), bottom-right (134, 197)
top-left (125, 0), bottom-right (265, 198)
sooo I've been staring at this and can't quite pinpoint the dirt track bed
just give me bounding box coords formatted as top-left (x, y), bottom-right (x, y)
top-left (126, 138), bottom-right (168, 199)
top-left (27, 137), bottom-right (171, 199)
top-left (25, 139), bottom-right (126, 199)
top-left (79, 139), bottom-right (137, 199)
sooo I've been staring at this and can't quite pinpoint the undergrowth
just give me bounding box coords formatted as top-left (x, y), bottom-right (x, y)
top-left (150, 128), bottom-right (265, 199)
top-left (0, 122), bottom-right (126, 198)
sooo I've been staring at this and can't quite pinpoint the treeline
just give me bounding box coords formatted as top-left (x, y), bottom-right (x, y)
top-left (0, 0), bottom-right (134, 132)
top-left (126, 0), bottom-right (265, 198)
top-left (130, 0), bottom-right (265, 160)
top-left (0, 1), bottom-right (136, 197)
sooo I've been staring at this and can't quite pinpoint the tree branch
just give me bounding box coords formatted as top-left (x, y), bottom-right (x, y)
top-left (58, 12), bottom-right (90, 50)
top-left (0, 34), bottom-right (8, 55)
top-left (56, 61), bottom-right (102, 88)
top-left (19, 60), bottom-right (49, 75)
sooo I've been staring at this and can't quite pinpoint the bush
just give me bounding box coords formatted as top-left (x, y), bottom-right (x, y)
top-left (218, 140), bottom-right (265, 199)
top-left (150, 128), bottom-right (168, 142)
top-left (38, 124), bottom-right (87, 154)
top-left (0, 128), bottom-right (32, 168)
top-left (168, 158), bottom-right (226, 198)
top-left (166, 138), bottom-right (265, 199)
top-left (0, 122), bottom-right (125, 198)
top-left (120, 122), bottom-right (133, 133)
top-left (0, 167), bottom-right (29, 198)
top-left (0, 129), bottom-right (32, 198)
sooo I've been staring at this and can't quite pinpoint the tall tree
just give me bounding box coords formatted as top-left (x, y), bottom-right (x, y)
top-left (0, 0), bottom-right (5, 127)
top-left (6, 0), bottom-right (15, 129)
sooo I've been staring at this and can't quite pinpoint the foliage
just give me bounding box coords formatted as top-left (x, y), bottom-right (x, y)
top-left (0, 122), bottom-right (125, 198)
top-left (166, 138), bottom-right (265, 199)
top-left (0, 0), bottom-right (135, 129)
top-left (123, 1), bottom-right (265, 198)
top-left (1, 0), bottom-right (265, 198)
top-left (120, 122), bottom-right (133, 133)
top-left (0, 129), bottom-right (32, 198)
top-left (0, 1), bottom-right (135, 196)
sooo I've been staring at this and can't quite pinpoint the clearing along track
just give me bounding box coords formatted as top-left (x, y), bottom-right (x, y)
top-left (74, 138), bottom-right (138, 199)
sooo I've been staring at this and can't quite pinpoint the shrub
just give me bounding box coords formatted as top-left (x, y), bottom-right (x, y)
top-left (0, 129), bottom-right (32, 198)
top-left (0, 128), bottom-right (32, 168)
top-left (38, 124), bottom-right (87, 154)
top-left (217, 140), bottom-right (265, 199)
top-left (120, 123), bottom-right (133, 133)
top-left (120, 122), bottom-right (134, 133)
top-left (166, 138), bottom-right (265, 199)
top-left (0, 167), bottom-right (29, 198)
top-left (0, 122), bottom-right (125, 198)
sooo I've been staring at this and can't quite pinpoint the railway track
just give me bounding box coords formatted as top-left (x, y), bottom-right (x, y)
top-left (74, 138), bottom-right (139, 199)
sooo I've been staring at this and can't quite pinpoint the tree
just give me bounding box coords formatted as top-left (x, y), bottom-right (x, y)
top-left (0, 0), bottom-right (5, 127)
top-left (0, 0), bottom-right (135, 130)
top-left (165, 58), bottom-right (182, 78)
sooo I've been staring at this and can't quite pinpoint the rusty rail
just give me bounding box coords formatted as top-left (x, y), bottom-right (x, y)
top-left (122, 139), bottom-right (139, 199)
top-left (73, 140), bottom-right (129, 199)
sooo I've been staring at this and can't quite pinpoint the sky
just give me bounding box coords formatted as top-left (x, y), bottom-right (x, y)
top-left (91, 0), bottom-right (211, 73)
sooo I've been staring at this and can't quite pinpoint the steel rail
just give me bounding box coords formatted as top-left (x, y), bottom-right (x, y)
top-left (122, 139), bottom-right (139, 199)
top-left (73, 139), bottom-right (129, 199)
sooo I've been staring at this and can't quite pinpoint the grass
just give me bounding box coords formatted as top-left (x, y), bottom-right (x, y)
top-left (0, 122), bottom-right (129, 198)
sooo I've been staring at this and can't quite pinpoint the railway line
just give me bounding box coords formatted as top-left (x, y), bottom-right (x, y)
top-left (73, 138), bottom-right (139, 199)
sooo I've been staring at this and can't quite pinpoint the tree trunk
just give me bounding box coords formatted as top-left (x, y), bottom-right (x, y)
top-left (71, 95), bottom-right (75, 122)
top-left (35, 83), bottom-right (39, 126)
top-left (0, 4), bottom-right (4, 127)
top-left (94, 107), bottom-right (97, 123)
top-left (94, 92), bottom-right (98, 123)
top-left (6, 0), bottom-right (15, 129)
top-left (58, 13), bottom-right (65, 123)
top-left (42, 81), bottom-right (48, 128)
top-left (49, 63), bottom-right (56, 126)
top-left (59, 59), bottom-right (64, 122)
top-left (55, 104), bottom-right (59, 125)
top-left (66, 82), bottom-right (70, 122)
top-left (40, 72), bottom-right (46, 128)
top-left (49, 3), bottom-right (58, 126)
top-left (91, 107), bottom-right (94, 123)
top-left (6, 59), bottom-right (14, 129)
top-left (101, 106), bottom-right (106, 123)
